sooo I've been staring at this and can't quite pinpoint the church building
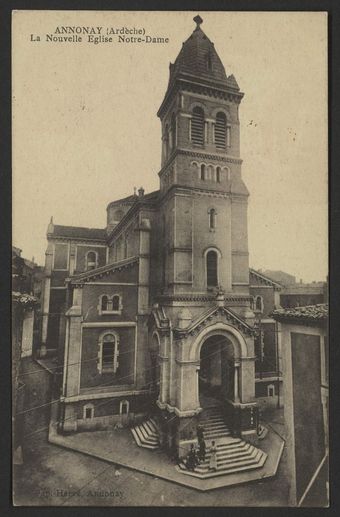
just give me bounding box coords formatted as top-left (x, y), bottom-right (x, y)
top-left (41, 16), bottom-right (264, 458)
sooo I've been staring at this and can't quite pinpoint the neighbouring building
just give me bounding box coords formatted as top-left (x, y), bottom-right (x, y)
top-left (249, 269), bottom-right (283, 407)
top-left (280, 281), bottom-right (326, 309)
top-left (262, 267), bottom-right (327, 309)
top-left (12, 247), bottom-right (40, 464)
top-left (262, 269), bottom-right (296, 287)
top-left (272, 304), bottom-right (328, 507)
top-left (42, 16), bottom-right (277, 458)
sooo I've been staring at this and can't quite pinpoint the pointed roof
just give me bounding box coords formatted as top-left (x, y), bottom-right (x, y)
top-left (170, 16), bottom-right (229, 85)
top-left (249, 268), bottom-right (283, 290)
top-left (158, 16), bottom-right (241, 117)
top-left (68, 256), bottom-right (139, 285)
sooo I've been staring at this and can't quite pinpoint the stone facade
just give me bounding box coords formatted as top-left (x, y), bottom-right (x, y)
top-left (42, 18), bottom-right (261, 455)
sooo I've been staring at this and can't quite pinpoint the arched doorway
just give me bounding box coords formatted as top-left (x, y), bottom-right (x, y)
top-left (198, 334), bottom-right (235, 408)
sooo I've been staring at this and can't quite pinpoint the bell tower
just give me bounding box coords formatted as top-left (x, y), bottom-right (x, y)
top-left (157, 16), bottom-right (250, 296)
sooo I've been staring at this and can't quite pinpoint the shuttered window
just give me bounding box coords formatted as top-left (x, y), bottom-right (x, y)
top-left (102, 334), bottom-right (116, 370)
top-left (191, 107), bottom-right (205, 146)
top-left (215, 112), bottom-right (227, 149)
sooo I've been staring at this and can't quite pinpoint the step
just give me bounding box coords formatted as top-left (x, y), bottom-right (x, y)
top-left (178, 453), bottom-right (267, 479)
top-left (143, 420), bottom-right (158, 437)
top-left (201, 422), bottom-right (229, 431)
top-left (138, 423), bottom-right (158, 443)
top-left (203, 428), bottom-right (231, 439)
top-left (134, 423), bottom-right (159, 445)
top-left (149, 418), bottom-right (159, 432)
top-left (200, 446), bottom-right (257, 464)
top-left (190, 451), bottom-right (265, 473)
top-left (131, 420), bottom-right (159, 449)
top-left (131, 428), bottom-right (158, 450)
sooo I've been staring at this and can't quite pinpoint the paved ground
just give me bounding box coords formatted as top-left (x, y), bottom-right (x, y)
top-left (13, 408), bottom-right (292, 507)
top-left (48, 415), bottom-right (284, 491)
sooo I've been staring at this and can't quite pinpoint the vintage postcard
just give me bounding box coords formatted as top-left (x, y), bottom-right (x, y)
top-left (12, 10), bottom-right (328, 507)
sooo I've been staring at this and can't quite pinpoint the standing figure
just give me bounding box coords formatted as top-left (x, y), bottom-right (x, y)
top-left (209, 440), bottom-right (217, 471)
top-left (198, 437), bottom-right (206, 462)
top-left (197, 424), bottom-right (204, 442)
top-left (186, 444), bottom-right (199, 472)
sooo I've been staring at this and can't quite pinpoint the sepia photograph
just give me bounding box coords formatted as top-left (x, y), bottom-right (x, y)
top-left (12, 10), bottom-right (328, 507)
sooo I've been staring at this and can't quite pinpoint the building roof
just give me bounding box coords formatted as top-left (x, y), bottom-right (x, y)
top-left (68, 256), bottom-right (139, 285)
top-left (158, 16), bottom-right (242, 117)
top-left (271, 304), bottom-right (328, 325)
top-left (48, 224), bottom-right (107, 241)
top-left (107, 189), bottom-right (160, 210)
top-left (169, 16), bottom-right (230, 87)
top-left (249, 268), bottom-right (283, 290)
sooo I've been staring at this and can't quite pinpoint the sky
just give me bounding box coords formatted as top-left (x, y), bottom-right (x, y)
top-left (12, 11), bottom-right (328, 282)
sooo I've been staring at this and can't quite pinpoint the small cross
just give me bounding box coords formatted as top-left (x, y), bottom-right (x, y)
top-left (193, 15), bottom-right (203, 28)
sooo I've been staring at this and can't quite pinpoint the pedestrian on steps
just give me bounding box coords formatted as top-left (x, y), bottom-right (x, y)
top-left (198, 437), bottom-right (206, 462)
top-left (209, 440), bottom-right (217, 471)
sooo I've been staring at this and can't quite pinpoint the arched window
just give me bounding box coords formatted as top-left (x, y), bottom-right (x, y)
top-left (209, 208), bottom-right (217, 229)
top-left (255, 296), bottom-right (264, 312)
top-left (98, 294), bottom-right (122, 314)
top-left (216, 166), bottom-right (221, 183)
top-left (83, 403), bottom-right (94, 420)
top-left (191, 107), bottom-right (205, 146)
top-left (267, 384), bottom-right (275, 397)
top-left (101, 295), bottom-right (109, 311)
top-left (171, 113), bottom-right (176, 150)
top-left (206, 250), bottom-right (218, 287)
top-left (200, 164), bottom-right (206, 180)
top-left (120, 400), bottom-right (130, 415)
top-left (98, 332), bottom-right (119, 374)
top-left (86, 251), bottom-right (97, 271)
top-left (112, 295), bottom-right (120, 312)
top-left (215, 112), bottom-right (227, 149)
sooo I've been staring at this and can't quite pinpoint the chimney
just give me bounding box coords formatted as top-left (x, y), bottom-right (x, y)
top-left (138, 187), bottom-right (145, 197)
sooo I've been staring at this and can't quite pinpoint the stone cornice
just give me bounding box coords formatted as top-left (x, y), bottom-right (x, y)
top-left (67, 256), bottom-right (139, 286)
top-left (174, 305), bottom-right (254, 339)
top-left (177, 148), bottom-right (242, 164)
top-left (158, 75), bottom-right (244, 119)
top-left (159, 149), bottom-right (242, 179)
top-left (156, 294), bottom-right (252, 303)
top-left (249, 268), bottom-right (283, 291)
top-left (47, 235), bottom-right (106, 245)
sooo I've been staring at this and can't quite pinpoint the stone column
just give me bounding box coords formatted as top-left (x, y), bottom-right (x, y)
top-left (69, 243), bottom-right (76, 275)
top-left (63, 288), bottom-right (83, 399)
top-left (40, 241), bottom-right (53, 356)
top-left (234, 360), bottom-right (240, 403)
top-left (176, 360), bottom-right (200, 413)
top-left (138, 218), bottom-right (151, 314)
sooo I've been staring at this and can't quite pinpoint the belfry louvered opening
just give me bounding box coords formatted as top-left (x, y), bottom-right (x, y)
top-left (191, 107), bottom-right (205, 145)
top-left (215, 112), bottom-right (227, 149)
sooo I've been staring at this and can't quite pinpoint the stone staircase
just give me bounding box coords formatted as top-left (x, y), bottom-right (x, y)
top-left (131, 418), bottom-right (160, 450)
top-left (178, 406), bottom-right (267, 479)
